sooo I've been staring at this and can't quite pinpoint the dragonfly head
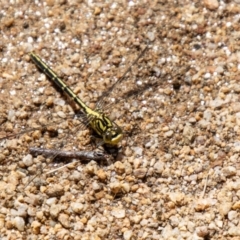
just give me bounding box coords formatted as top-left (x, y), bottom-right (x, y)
top-left (103, 125), bottom-right (123, 145)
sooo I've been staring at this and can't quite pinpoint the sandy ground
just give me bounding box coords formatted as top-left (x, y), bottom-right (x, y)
top-left (0, 0), bottom-right (240, 239)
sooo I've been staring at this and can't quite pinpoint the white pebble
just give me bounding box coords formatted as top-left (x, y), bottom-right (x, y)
top-left (46, 197), bottom-right (57, 206)
top-left (228, 226), bottom-right (240, 236)
top-left (14, 216), bottom-right (25, 231)
top-left (222, 166), bottom-right (236, 177)
top-left (71, 202), bottom-right (84, 214)
top-left (123, 230), bottom-right (133, 240)
top-left (147, 31), bottom-right (155, 41)
top-left (226, 22), bottom-right (232, 28)
top-left (215, 65), bottom-right (224, 73)
top-left (132, 147), bottom-right (143, 156)
top-left (50, 204), bottom-right (61, 219)
top-left (22, 154), bottom-right (33, 167)
top-left (203, 72), bottom-right (211, 79)
top-left (54, 98), bottom-right (65, 106)
top-left (164, 130), bottom-right (174, 137)
top-left (215, 220), bottom-right (223, 228)
top-left (218, 202), bottom-right (232, 216)
top-left (153, 161), bottom-right (164, 174)
top-left (169, 192), bottom-right (185, 205)
top-left (111, 208), bottom-right (125, 218)
top-left (57, 111), bottom-right (66, 119)
top-left (228, 211), bottom-right (238, 221)
top-left (27, 37), bottom-right (33, 43)
top-left (92, 182), bottom-right (101, 191)
top-left (16, 204), bottom-right (28, 218)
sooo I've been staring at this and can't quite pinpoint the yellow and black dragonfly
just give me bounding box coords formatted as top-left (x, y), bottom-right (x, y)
top-left (0, 45), bottom-right (148, 163)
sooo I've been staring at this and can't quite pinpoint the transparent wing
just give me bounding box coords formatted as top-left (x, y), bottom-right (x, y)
top-left (91, 44), bottom-right (159, 143)
top-left (95, 44), bottom-right (149, 112)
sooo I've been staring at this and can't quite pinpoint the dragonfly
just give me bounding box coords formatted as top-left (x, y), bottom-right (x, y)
top-left (0, 45), bottom-right (149, 163)
top-left (29, 52), bottom-right (124, 147)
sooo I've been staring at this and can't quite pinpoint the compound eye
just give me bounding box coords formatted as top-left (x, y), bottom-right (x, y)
top-left (113, 125), bottom-right (122, 133)
top-left (104, 131), bottom-right (112, 141)
top-left (113, 127), bottom-right (119, 132)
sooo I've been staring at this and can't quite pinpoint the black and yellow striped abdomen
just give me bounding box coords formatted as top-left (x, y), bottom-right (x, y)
top-left (29, 52), bottom-right (123, 145)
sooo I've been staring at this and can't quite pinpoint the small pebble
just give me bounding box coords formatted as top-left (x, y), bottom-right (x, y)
top-left (132, 147), bottom-right (143, 156)
top-left (228, 226), bottom-right (240, 236)
top-left (123, 230), bottom-right (133, 240)
top-left (153, 161), bottom-right (164, 174)
top-left (232, 201), bottom-right (240, 210)
top-left (70, 170), bottom-right (82, 181)
top-left (50, 204), bottom-right (61, 219)
top-left (147, 31), bottom-right (155, 41)
top-left (96, 169), bottom-right (108, 181)
top-left (204, 0), bottom-right (219, 10)
top-left (133, 168), bottom-right (147, 179)
top-left (218, 202), bottom-right (232, 216)
top-left (31, 221), bottom-right (41, 234)
top-left (114, 161), bottom-right (125, 174)
top-left (164, 130), bottom-right (174, 138)
top-left (0, 218), bottom-right (4, 229)
top-left (22, 154), bottom-right (33, 167)
top-left (46, 197), bottom-right (57, 206)
top-left (111, 208), bottom-right (126, 219)
top-left (36, 211), bottom-right (44, 221)
top-left (169, 192), bottom-right (185, 206)
top-left (14, 216), bottom-right (25, 231)
top-left (196, 226), bottom-right (209, 238)
top-left (109, 181), bottom-right (122, 194)
top-left (71, 202), bottom-right (84, 214)
top-left (228, 211), bottom-right (238, 221)
top-left (195, 198), bottom-right (211, 211)
top-left (222, 166), bottom-right (237, 177)
top-left (58, 213), bottom-right (70, 228)
top-left (45, 184), bottom-right (64, 197)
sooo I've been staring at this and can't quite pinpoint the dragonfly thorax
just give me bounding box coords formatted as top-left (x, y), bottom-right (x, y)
top-left (90, 113), bottom-right (123, 145)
